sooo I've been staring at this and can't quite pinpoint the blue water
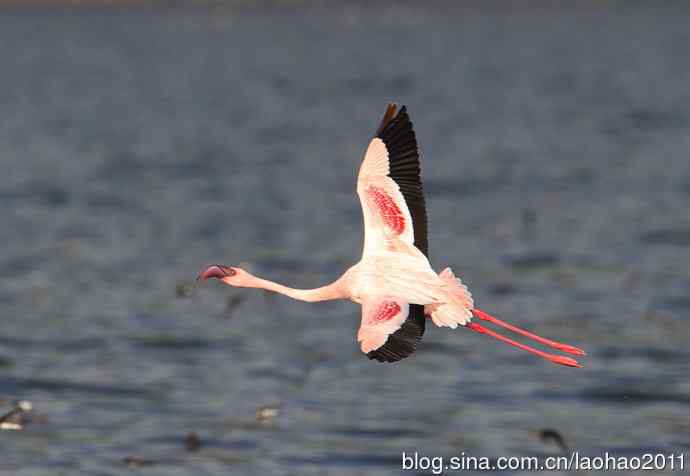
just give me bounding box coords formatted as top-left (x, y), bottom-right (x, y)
top-left (1, 3), bottom-right (689, 475)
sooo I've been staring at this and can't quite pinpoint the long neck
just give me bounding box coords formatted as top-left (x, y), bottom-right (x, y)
top-left (248, 275), bottom-right (347, 303)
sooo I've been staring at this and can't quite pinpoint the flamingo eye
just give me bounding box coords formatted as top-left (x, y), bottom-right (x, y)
top-left (225, 267), bottom-right (237, 276)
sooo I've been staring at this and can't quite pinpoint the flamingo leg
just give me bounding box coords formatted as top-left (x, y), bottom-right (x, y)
top-left (466, 322), bottom-right (582, 368)
top-left (472, 308), bottom-right (586, 356)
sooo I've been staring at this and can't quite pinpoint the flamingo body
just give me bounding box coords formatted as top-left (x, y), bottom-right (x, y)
top-left (198, 104), bottom-right (585, 367)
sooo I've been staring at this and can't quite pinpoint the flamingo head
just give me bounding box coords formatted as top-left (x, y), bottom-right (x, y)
top-left (197, 264), bottom-right (251, 287)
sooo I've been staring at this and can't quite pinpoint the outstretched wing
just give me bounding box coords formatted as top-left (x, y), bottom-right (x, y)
top-left (357, 104), bottom-right (428, 256)
top-left (358, 297), bottom-right (423, 362)
top-left (356, 104), bottom-right (429, 362)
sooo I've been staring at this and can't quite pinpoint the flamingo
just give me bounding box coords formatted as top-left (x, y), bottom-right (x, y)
top-left (198, 104), bottom-right (585, 367)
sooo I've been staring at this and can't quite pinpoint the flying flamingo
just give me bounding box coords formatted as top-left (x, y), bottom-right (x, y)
top-left (198, 104), bottom-right (585, 367)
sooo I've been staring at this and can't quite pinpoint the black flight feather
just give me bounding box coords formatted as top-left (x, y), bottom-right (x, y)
top-left (367, 103), bottom-right (429, 363)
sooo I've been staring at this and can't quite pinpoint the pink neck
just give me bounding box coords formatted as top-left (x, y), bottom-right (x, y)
top-left (248, 275), bottom-right (347, 303)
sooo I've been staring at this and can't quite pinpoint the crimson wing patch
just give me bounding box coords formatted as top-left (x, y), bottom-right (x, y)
top-left (364, 104), bottom-right (428, 363)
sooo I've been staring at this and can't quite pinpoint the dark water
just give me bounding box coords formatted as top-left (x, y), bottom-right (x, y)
top-left (1, 2), bottom-right (689, 475)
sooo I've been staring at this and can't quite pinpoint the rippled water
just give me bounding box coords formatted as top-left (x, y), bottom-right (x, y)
top-left (1, 3), bottom-right (689, 475)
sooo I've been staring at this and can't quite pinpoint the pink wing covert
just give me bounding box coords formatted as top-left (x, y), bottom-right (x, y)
top-left (357, 297), bottom-right (409, 354)
top-left (357, 138), bottom-right (415, 253)
top-left (358, 104), bottom-right (428, 363)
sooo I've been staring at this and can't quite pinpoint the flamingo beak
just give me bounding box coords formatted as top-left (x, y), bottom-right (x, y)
top-left (197, 265), bottom-right (232, 281)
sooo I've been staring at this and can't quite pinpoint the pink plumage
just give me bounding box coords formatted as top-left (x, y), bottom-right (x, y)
top-left (197, 104), bottom-right (585, 367)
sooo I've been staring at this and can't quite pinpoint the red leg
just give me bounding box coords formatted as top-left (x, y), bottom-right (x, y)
top-left (467, 322), bottom-right (582, 368)
top-left (473, 308), bottom-right (585, 356)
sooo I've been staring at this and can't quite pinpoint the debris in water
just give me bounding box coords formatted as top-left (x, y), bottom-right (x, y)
top-left (185, 431), bottom-right (201, 452)
top-left (225, 294), bottom-right (246, 317)
top-left (0, 400), bottom-right (33, 430)
top-left (123, 457), bottom-right (157, 468)
top-left (256, 405), bottom-right (280, 423)
top-left (521, 208), bottom-right (537, 233)
top-left (536, 428), bottom-right (569, 453)
top-left (176, 280), bottom-right (195, 298)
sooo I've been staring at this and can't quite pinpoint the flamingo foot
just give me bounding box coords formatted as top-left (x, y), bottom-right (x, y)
top-left (466, 321), bottom-right (583, 368)
top-left (472, 308), bottom-right (586, 356)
